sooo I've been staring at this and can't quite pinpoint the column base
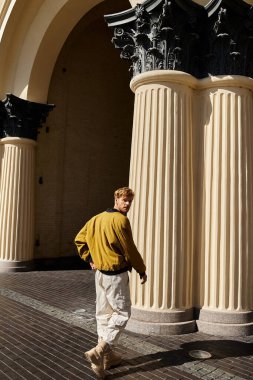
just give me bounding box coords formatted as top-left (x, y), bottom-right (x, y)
top-left (126, 307), bottom-right (197, 335)
top-left (197, 309), bottom-right (253, 336)
top-left (0, 260), bottom-right (34, 273)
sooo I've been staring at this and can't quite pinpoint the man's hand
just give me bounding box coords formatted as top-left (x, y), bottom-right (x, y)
top-left (90, 262), bottom-right (97, 271)
top-left (140, 273), bottom-right (147, 284)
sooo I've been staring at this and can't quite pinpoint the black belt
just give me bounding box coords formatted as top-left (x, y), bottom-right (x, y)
top-left (99, 266), bottom-right (130, 275)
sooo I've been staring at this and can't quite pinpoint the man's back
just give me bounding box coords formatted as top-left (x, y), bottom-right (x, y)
top-left (75, 208), bottom-right (146, 274)
top-left (85, 209), bottom-right (130, 272)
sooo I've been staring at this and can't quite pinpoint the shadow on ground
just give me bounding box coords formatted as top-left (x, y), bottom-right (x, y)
top-left (106, 340), bottom-right (253, 379)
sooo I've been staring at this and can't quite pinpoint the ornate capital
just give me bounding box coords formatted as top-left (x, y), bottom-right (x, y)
top-left (206, 0), bottom-right (253, 77)
top-left (105, 0), bottom-right (253, 78)
top-left (0, 94), bottom-right (55, 140)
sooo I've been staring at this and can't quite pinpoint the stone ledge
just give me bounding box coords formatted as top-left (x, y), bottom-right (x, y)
top-left (131, 306), bottom-right (194, 323)
top-left (0, 256), bottom-right (90, 272)
top-left (0, 260), bottom-right (34, 273)
top-left (197, 320), bottom-right (253, 337)
top-left (126, 317), bottom-right (197, 335)
top-left (199, 308), bottom-right (253, 324)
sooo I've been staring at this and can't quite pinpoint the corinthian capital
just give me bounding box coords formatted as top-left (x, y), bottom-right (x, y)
top-left (105, 0), bottom-right (253, 79)
top-left (0, 94), bottom-right (54, 140)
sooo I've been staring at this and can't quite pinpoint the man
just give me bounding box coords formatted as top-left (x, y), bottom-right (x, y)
top-left (75, 187), bottom-right (147, 379)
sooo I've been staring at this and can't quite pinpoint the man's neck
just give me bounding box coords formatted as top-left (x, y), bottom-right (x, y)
top-left (113, 206), bottom-right (126, 216)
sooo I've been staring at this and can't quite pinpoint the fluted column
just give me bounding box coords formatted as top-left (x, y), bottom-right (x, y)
top-left (0, 138), bottom-right (36, 271)
top-left (127, 71), bottom-right (196, 335)
top-left (0, 94), bottom-right (54, 272)
top-left (106, 0), bottom-right (253, 336)
top-left (197, 77), bottom-right (253, 336)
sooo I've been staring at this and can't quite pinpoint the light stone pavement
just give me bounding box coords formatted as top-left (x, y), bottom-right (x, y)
top-left (0, 270), bottom-right (252, 380)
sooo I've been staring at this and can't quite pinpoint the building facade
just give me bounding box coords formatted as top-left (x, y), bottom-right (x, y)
top-left (0, 0), bottom-right (252, 336)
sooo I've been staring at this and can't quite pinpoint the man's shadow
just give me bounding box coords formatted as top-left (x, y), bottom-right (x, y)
top-left (106, 340), bottom-right (253, 379)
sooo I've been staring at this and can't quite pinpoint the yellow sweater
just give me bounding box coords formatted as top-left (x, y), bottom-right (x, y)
top-left (75, 209), bottom-right (146, 274)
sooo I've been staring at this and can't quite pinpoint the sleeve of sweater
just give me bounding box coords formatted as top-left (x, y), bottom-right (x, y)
top-left (116, 217), bottom-right (146, 275)
top-left (74, 223), bottom-right (92, 262)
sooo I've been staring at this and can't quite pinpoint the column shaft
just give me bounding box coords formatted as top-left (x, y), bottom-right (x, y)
top-left (198, 83), bottom-right (253, 335)
top-left (127, 72), bottom-right (195, 334)
top-left (0, 138), bottom-right (36, 271)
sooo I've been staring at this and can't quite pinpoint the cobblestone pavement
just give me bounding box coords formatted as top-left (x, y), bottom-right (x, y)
top-left (0, 270), bottom-right (252, 380)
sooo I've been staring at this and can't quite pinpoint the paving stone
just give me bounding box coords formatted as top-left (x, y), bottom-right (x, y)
top-left (0, 270), bottom-right (252, 380)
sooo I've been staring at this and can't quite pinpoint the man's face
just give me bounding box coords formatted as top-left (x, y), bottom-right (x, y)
top-left (114, 195), bottom-right (134, 214)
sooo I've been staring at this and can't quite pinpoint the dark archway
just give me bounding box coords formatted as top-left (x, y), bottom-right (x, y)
top-left (35, 0), bottom-right (134, 266)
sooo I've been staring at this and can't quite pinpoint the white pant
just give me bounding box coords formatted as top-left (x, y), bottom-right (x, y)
top-left (95, 270), bottom-right (131, 347)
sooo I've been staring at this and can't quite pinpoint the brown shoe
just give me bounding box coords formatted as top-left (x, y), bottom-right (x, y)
top-left (84, 341), bottom-right (110, 379)
top-left (90, 363), bottom-right (106, 379)
top-left (104, 351), bottom-right (122, 370)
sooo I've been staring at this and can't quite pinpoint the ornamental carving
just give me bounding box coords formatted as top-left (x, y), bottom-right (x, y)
top-left (105, 0), bottom-right (253, 78)
top-left (0, 94), bottom-right (54, 140)
top-left (207, 2), bottom-right (253, 77)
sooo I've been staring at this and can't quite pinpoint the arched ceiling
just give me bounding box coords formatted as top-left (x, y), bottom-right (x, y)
top-left (0, 0), bottom-right (104, 102)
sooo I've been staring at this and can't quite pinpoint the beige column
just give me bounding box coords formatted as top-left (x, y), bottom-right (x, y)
top-left (197, 77), bottom-right (253, 336)
top-left (126, 71), bottom-right (196, 335)
top-left (0, 137), bottom-right (36, 272)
